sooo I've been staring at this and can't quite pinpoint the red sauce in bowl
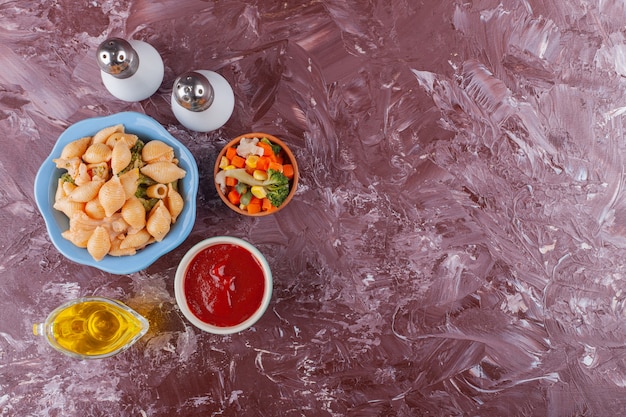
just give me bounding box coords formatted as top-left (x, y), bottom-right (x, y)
top-left (183, 243), bottom-right (265, 327)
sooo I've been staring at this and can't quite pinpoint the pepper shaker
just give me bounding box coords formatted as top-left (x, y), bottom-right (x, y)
top-left (171, 70), bottom-right (235, 132)
top-left (96, 37), bottom-right (164, 102)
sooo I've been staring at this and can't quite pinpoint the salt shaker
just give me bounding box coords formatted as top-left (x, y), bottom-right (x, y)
top-left (171, 70), bottom-right (235, 132)
top-left (96, 37), bottom-right (164, 102)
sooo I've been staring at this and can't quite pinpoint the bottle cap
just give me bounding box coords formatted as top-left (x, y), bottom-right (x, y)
top-left (172, 71), bottom-right (215, 112)
top-left (96, 38), bottom-right (139, 79)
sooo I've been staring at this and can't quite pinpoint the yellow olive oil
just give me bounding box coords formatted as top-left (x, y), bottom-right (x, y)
top-left (34, 297), bottom-right (149, 359)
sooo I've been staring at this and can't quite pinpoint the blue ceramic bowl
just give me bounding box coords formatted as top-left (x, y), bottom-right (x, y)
top-left (34, 112), bottom-right (199, 274)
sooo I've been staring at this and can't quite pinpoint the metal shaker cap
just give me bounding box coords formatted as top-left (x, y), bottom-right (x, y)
top-left (96, 38), bottom-right (139, 79)
top-left (173, 71), bottom-right (215, 112)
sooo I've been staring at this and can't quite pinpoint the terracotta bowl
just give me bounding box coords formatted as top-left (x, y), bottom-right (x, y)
top-left (213, 132), bottom-right (298, 216)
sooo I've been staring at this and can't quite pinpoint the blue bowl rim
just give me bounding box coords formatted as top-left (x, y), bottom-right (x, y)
top-left (34, 111), bottom-right (199, 274)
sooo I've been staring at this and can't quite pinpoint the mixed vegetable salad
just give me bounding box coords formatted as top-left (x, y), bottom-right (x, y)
top-left (215, 136), bottom-right (295, 214)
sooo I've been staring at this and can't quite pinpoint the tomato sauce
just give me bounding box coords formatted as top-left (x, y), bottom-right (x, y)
top-left (184, 243), bottom-right (265, 327)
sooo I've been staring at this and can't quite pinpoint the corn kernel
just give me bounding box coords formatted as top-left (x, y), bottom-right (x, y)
top-left (223, 164), bottom-right (236, 170)
top-left (250, 186), bottom-right (267, 199)
top-left (253, 170), bottom-right (268, 181)
top-left (245, 155), bottom-right (259, 169)
top-left (219, 156), bottom-right (230, 169)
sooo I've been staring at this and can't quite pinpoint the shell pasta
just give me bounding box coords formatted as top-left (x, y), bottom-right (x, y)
top-left (52, 124), bottom-right (186, 261)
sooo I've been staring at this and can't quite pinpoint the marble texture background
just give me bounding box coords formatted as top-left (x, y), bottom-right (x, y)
top-left (3, 0), bottom-right (626, 415)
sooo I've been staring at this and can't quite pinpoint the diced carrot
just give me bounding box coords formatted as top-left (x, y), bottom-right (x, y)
top-left (225, 176), bottom-right (238, 187)
top-left (268, 161), bottom-right (283, 173)
top-left (247, 205), bottom-right (261, 214)
top-left (247, 199), bottom-right (262, 214)
top-left (231, 154), bottom-right (246, 168)
top-left (262, 198), bottom-right (274, 211)
top-left (282, 164), bottom-right (294, 179)
top-left (227, 189), bottom-right (241, 205)
top-left (257, 141), bottom-right (274, 157)
top-left (226, 147), bottom-right (237, 161)
top-left (256, 156), bottom-right (271, 171)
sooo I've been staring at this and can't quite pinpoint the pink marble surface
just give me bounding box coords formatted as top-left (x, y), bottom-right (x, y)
top-left (3, 0), bottom-right (626, 415)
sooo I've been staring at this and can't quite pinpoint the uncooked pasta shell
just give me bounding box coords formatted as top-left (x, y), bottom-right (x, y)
top-left (74, 163), bottom-right (91, 186)
top-left (60, 136), bottom-right (92, 159)
top-left (87, 226), bottom-right (111, 261)
top-left (98, 175), bottom-right (126, 217)
top-left (92, 124), bottom-right (124, 144)
top-left (111, 216), bottom-right (130, 235)
top-left (82, 142), bottom-right (112, 164)
top-left (109, 238), bottom-right (137, 257)
top-left (106, 132), bottom-right (138, 149)
top-left (68, 179), bottom-right (104, 203)
top-left (142, 140), bottom-right (174, 163)
top-left (165, 184), bottom-right (184, 223)
top-left (146, 201), bottom-right (171, 242)
top-left (140, 161), bottom-right (186, 184)
top-left (53, 198), bottom-right (85, 219)
top-left (85, 198), bottom-right (106, 220)
top-left (62, 181), bottom-right (77, 196)
top-left (119, 168), bottom-right (140, 200)
top-left (111, 140), bottom-right (132, 175)
top-left (121, 197), bottom-right (147, 230)
top-left (53, 157), bottom-right (81, 178)
top-left (61, 227), bottom-right (93, 248)
top-left (120, 229), bottom-right (152, 250)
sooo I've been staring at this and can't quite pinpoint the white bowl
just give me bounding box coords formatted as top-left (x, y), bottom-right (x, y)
top-left (174, 236), bottom-right (272, 334)
top-left (34, 112), bottom-right (199, 274)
